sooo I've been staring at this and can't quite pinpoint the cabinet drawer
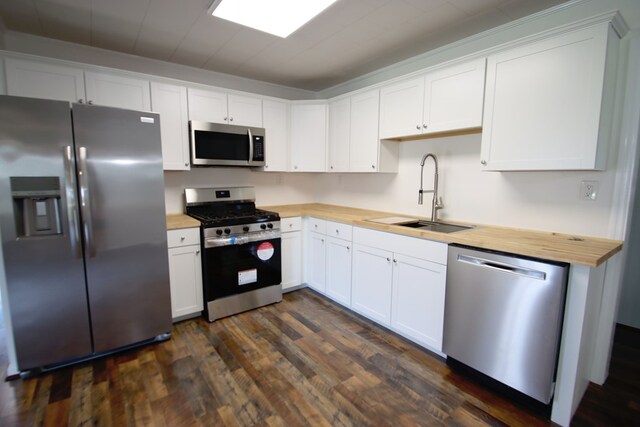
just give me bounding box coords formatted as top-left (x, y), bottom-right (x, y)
top-left (167, 228), bottom-right (200, 248)
top-left (305, 217), bottom-right (326, 234)
top-left (326, 221), bottom-right (353, 241)
top-left (281, 216), bottom-right (302, 232)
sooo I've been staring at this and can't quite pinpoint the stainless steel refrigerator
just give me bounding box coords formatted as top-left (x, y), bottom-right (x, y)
top-left (0, 95), bottom-right (172, 372)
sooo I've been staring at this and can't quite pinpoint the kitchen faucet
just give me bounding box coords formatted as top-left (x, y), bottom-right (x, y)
top-left (418, 153), bottom-right (444, 222)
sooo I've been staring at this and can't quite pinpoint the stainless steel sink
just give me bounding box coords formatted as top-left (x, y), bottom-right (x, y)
top-left (398, 220), bottom-right (473, 233)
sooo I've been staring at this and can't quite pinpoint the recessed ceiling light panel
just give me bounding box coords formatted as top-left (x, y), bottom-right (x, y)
top-left (209, 0), bottom-right (338, 38)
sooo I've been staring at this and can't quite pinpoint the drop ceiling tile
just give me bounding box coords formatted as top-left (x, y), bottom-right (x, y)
top-left (446, 0), bottom-right (506, 16)
top-left (133, 0), bottom-right (210, 61)
top-left (91, 0), bottom-right (149, 52)
top-left (0, 0), bottom-right (43, 35)
top-left (34, 0), bottom-right (91, 44)
top-left (498, 0), bottom-right (566, 20)
top-left (203, 28), bottom-right (276, 74)
top-left (362, 0), bottom-right (425, 30)
top-left (403, 0), bottom-right (448, 12)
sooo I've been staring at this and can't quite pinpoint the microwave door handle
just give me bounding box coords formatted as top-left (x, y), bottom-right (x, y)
top-left (248, 128), bottom-right (254, 163)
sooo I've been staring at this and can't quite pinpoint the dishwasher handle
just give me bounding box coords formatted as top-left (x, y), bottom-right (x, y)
top-left (457, 254), bottom-right (546, 281)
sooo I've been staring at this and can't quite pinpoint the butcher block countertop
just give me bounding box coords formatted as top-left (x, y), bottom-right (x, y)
top-left (166, 214), bottom-right (200, 230)
top-left (260, 203), bottom-right (623, 268)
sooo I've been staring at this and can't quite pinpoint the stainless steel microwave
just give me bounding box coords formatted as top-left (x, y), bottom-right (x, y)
top-left (189, 120), bottom-right (265, 167)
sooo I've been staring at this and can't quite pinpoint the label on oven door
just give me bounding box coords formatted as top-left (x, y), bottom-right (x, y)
top-left (256, 242), bottom-right (275, 260)
top-left (238, 269), bottom-right (257, 286)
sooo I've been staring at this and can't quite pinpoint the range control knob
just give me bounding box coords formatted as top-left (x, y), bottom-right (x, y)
top-left (224, 228), bottom-right (231, 235)
top-left (216, 229), bottom-right (223, 236)
top-left (243, 226), bottom-right (250, 232)
top-left (267, 223), bottom-right (273, 229)
top-left (260, 224), bottom-right (267, 230)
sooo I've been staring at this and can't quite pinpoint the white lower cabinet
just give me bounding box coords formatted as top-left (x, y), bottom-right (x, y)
top-left (167, 228), bottom-right (203, 320)
top-left (351, 244), bottom-right (394, 325)
top-left (391, 253), bottom-right (446, 351)
top-left (325, 235), bottom-right (352, 307)
top-left (281, 217), bottom-right (302, 291)
top-left (351, 227), bottom-right (448, 352)
top-left (306, 230), bottom-right (326, 293)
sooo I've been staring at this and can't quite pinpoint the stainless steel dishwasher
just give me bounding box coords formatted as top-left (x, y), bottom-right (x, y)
top-left (443, 244), bottom-right (568, 405)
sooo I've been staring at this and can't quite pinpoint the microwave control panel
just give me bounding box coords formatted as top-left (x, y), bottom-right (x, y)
top-left (253, 136), bottom-right (264, 161)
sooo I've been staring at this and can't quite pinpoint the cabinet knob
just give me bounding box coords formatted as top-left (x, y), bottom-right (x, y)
top-left (196, 250), bottom-right (200, 255)
top-left (229, 117), bottom-right (234, 122)
top-left (371, 164), bottom-right (375, 169)
top-left (265, 164), bottom-right (268, 168)
top-left (423, 124), bottom-right (427, 129)
top-left (330, 166), bottom-right (334, 170)
top-left (321, 239), bottom-right (324, 243)
top-left (335, 229), bottom-right (339, 234)
top-left (416, 125), bottom-right (421, 130)
top-left (393, 259), bottom-right (397, 263)
top-left (78, 99), bottom-right (84, 104)
top-left (314, 224), bottom-right (318, 228)
top-left (386, 257), bottom-right (391, 262)
top-left (294, 165), bottom-right (298, 170)
top-left (88, 100), bottom-right (93, 105)
top-left (180, 236), bottom-right (185, 241)
top-left (347, 246), bottom-right (350, 251)
top-left (184, 162), bottom-right (189, 167)
top-left (289, 223), bottom-right (293, 228)
top-left (481, 160), bottom-right (487, 165)
top-left (224, 116), bottom-right (228, 121)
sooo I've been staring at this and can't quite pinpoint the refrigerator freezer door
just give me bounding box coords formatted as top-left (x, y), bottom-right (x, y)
top-left (0, 96), bottom-right (92, 370)
top-left (71, 104), bottom-right (171, 352)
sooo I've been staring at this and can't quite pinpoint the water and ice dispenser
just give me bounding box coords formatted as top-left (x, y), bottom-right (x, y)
top-left (11, 177), bottom-right (63, 237)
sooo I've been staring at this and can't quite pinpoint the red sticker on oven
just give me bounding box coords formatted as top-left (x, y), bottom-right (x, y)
top-left (257, 242), bottom-right (274, 261)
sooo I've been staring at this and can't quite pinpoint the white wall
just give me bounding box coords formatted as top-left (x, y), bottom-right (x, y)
top-left (312, 133), bottom-right (618, 237)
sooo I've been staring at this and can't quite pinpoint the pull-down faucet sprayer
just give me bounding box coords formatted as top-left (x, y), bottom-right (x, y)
top-left (418, 153), bottom-right (443, 222)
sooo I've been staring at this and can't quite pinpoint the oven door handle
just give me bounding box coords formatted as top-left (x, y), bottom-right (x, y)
top-left (204, 231), bottom-right (280, 249)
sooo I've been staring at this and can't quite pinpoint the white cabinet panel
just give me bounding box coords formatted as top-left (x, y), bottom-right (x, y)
top-left (5, 57), bottom-right (86, 102)
top-left (423, 58), bottom-right (485, 134)
top-left (480, 23), bottom-right (618, 171)
top-left (328, 97), bottom-right (350, 172)
top-left (84, 71), bottom-right (150, 110)
top-left (228, 94), bottom-right (262, 127)
top-left (379, 77), bottom-right (424, 139)
top-left (351, 244), bottom-right (393, 326)
top-left (290, 103), bottom-right (327, 172)
top-left (391, 253), bottom-right (446, 351)
top-left (349, 89), bottom-right (381, 172)
top-left (306, 231), bottom-right (326, 293)
top-left (151, 82), bottom-right (190, 171)
top-left (167, 228), bottom-right (203, 321)
top-left (281, 230), bottom-right (302, 291)
top-left (262, 99), bottom-right (290, 172)
top-left (187, 87), bottom-right (228, 123)
top-left (325, 236), bottom-right (352, 306)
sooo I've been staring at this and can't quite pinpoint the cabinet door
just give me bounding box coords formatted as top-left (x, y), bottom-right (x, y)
top-left (290, 103), bottom-right (327, 172)
top-left (350, 89), bottom-right (380, 172)
top-left (168, 245), bottom-right (203, 320)
top-left (262, 99), bottom-right (290, 171)
top-left (328, 97), bottom-right (351, 172)
top-left (187, 87), bottom-right (228, 123)
top-left (351, 244), bottom-right (393, 325)
top-left (325, 236), bottom-right (352, 306)
top-left (84, 71), bottom-right (151, 110)
top-left (306, 231), bottom-right (326, 293)
top-left (379, 77), bottom-right (424, 139)
top-left (481, 23), bottom-right (615, 171)
top-left (228, 94), bottom-right (262, 127)
top-left (423, 58), bottom-right (485, 134)
top-left (5, 57), bottom-right (86, 102)
top-left (151, 82), bottom-right (190, 170)
top-left (391, 253), bottom-right (446, 351)
top-left (281, 231), bottom-right (302, 291)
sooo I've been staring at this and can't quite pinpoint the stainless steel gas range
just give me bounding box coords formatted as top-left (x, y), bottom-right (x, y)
top-left (185, 187), bottom-right (282, 321)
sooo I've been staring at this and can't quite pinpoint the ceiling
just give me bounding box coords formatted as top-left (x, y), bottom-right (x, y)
top-left (0, 0), bottom-right (567, 91)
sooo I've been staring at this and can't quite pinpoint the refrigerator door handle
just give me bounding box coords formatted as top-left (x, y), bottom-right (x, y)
top-left (457, 254), bottom-right (546, 280)
top-left (63, 146), bottom-right (82, 258)
top-left (77, 146), bottom-right (96, 257)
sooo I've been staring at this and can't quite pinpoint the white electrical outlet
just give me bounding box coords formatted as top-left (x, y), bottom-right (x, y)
top-left (580, 180), bottom-right (599, 201)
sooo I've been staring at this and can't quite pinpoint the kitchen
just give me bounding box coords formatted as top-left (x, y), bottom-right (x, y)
top-left (0, 0), bottom-right (639, 425)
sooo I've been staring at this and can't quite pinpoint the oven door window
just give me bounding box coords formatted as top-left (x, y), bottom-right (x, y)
top-left (202, 238), bottom-right (282, 300)
top-left (194, 130), bottom-right (249, 161)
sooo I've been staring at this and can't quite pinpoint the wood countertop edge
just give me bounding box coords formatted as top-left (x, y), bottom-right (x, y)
top-left (166, 213), bottom-right (200, 230)
top-left (260, 203), bottom-right (623, 268)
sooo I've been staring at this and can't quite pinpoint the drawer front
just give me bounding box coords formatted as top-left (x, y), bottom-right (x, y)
top-left (305, 217), bottom-right (327, 234)
top-left (167, 227), bottom-right (200, 248)
top-left (326, 221), bottom-right (353, 241)
top-left (353, 226), bottom-right (447, 265)
top-left (281, 216), bottom-right (302, 232)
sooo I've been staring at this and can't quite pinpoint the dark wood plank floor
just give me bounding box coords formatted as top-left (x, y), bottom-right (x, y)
top-left (0, 288), bottom-right (637, 426)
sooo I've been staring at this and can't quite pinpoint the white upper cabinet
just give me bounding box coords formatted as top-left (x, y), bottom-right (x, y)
top-left (262, 99), bottom-right (290, 172)
top-left (379, 58), bottom-right (486, 139)
top-left (423, 58), bottom-right (486, 134)
top-left (349, 89), bottom-right (383, 172)
top-left (480, 22), bottom-right (619, 171)
top-left (290, 103), bottom-right (327, 172)
top-left (4, 57), bottom-right (86, 103)
top-left (150, 82), bottom-right (190, 171)
top-left (328, 97), bottom-right (351, 172)
top-left (187, 88), bottom-right (262, 127)
top-left (84, 71), bottom-right (151, 110)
